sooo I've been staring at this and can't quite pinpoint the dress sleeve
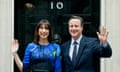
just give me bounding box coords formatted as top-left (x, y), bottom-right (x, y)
top-left (54, 44), bottom-right (62, 72)
top-left (23, 43), bottom-right (33, 72)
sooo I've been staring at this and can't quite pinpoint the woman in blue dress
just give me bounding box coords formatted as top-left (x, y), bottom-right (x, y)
top-left (12, 19), bottom-right (62, 72)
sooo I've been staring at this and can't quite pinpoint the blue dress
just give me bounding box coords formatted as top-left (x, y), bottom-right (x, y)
top-left (23, 42), bottom-right (62, 72)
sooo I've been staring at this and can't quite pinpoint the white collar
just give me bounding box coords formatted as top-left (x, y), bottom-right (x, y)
top-left (71, 35), bottom-right (83, 45)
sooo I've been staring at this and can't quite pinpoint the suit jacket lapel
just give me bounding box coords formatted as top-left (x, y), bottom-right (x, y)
top-left (66, 41), bottom-right (72, 64)
top-left (76, 36), bottom-right (86, 66)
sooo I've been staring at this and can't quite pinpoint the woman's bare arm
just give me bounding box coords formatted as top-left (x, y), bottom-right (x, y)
top-left (12, 40), bottom-right (23, 72)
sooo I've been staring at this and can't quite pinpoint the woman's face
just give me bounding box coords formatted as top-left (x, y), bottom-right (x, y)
top-left (38, 24), bottom-right (49, 40)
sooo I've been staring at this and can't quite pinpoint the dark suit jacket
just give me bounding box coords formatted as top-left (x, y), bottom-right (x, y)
top-left (61, 36), bottom-right (112, 72)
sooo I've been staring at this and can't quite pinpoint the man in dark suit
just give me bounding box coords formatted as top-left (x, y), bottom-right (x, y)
top-left (61, 15), bottom-right (112, 72)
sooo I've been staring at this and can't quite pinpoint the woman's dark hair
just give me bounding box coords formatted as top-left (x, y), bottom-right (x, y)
top-left (33, 19), bottom-right (53, 43)
top-left (68, 15), bottom-right (84, 26)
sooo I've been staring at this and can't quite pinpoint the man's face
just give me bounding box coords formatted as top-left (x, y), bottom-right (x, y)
top-left (68, 19), bottom-right (83, 40)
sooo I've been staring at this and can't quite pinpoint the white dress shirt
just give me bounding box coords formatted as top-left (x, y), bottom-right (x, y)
top-left (69, 35), bottom-right (83, 60)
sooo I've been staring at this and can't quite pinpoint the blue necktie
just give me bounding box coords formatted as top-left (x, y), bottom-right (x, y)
top-left (72, 41), bottom-right (77, 65)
